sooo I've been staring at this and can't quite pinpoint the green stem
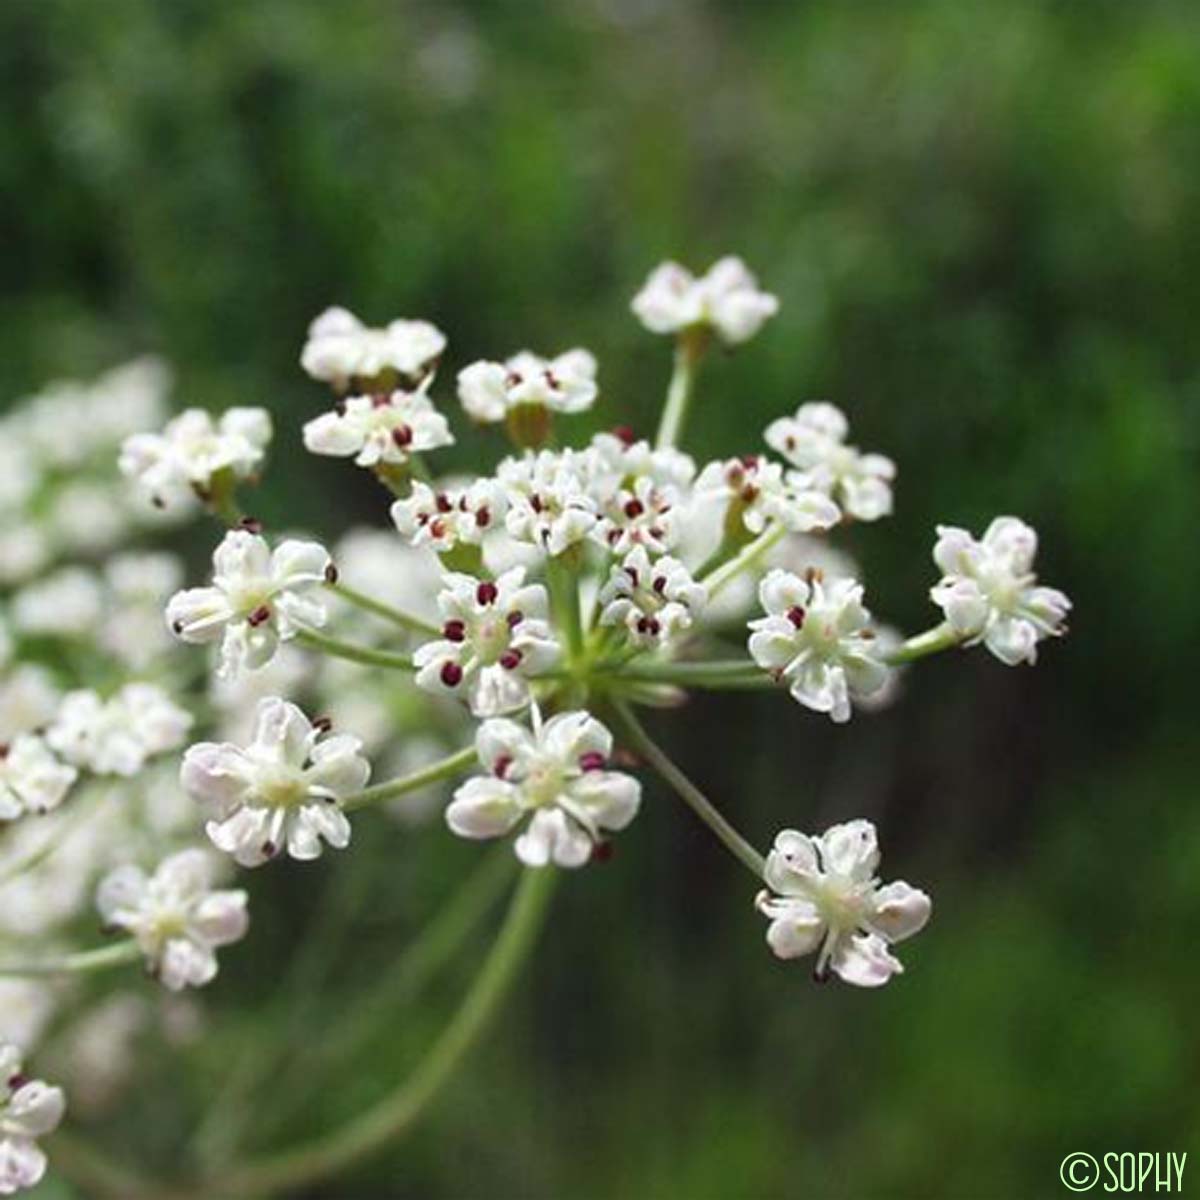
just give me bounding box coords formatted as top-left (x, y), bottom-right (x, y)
top-left (701, 522), bottom-right (787, 598)
top-left (295, 628), bottom-right (415, 671)
top-left (327, 581), bottom-right (439, 638)
top-left (545, 554), bottom-right (585, 667)
top-left (603, 659), bottom-right (772, 692)
top-left (655, 327), bottom-right (709, 450)
top-left (0, 940), bottom-right (141, 978)
top-left (207, 867), bottom-right (558, 1198)
top-left (886, 622), bottom-right (965, 665)
top-left (342, 747), bottom-right (478, 813)
top-left (610, 701), bottom-right (764, 877)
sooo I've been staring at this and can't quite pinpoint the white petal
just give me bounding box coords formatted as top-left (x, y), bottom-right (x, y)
top-left (870, 881), bottom-right (932, 943)
top-left (830, 932), bottom-right (904, 987)
top-left (445, 777), bottom-right (523, 840)
top-left (819, 820), bottom-right (880, 881)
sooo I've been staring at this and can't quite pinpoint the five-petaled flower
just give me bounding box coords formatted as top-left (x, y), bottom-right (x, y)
top-left (0, 736), bottom-right (76, 822)
top-left (391, 479), bottom-right (506, 554)
top-left (300, 306), bottom-right (446, 389)
top-left (755, 821), bottom-right (931, 986)
top-left (181, 697), bottom-right (371, 867)
top-left (599, 547), bottom-right (706, 647)
top-left (413, 568), bottom-right (559, 716)
top-left (748, 568), bottom-right (889, 722)
top-left (458, 349), bottom-right (598, 423)
top-left (166, 530), bottom-right (331, 679)
top-left (447, 707), bottom-right (641, 867)
top-left (696, 455), bottom-right (841, 535)
top-left (303, 388), bottom-right (453, 468)
top-left (0, 1043), bottom-right (65, 1195)
top-left (631, 256), bottom-right (779, 345)
top-left (930, 517), bottom-right (1071, 665)
top-left (497, 450), bottom-right (599, 556)
top-left (96, 848), bottom-right (249, 990)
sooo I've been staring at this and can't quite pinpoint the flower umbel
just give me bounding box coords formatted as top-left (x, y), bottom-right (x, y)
top-left (303, 388), bottom-right (454, 468)
top-left (300, 306), bottom-right (446, 389)
top-left (631, 256), bottom-right (779, 345)
top-left (0, 737), bottom-right (76, 822)
top-left (598, 548), bottom-right (706, 647)
top-left (0, 1043), bottom-right (65, 1194)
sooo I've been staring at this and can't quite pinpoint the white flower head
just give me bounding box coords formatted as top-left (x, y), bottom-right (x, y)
top-left (10, 568), bottom-right (104, 639)
top-left (631, 256), bottom-right (779, 345)
top-left (46, 684), bottom-right (192, 776)
top-left (182, 697), bottom-right (370, 867)
top-left (590, 472), bottom-right (685, 557)
top-left (756, 821), bottom-right (931, 987)
top-left (119, 407), bottom-right (272, 511)
top-left (0, 1043), bottom-right (65, 1194)
top-left (391, 479), bottom-right (506, 553)
top-left (447, 707), bottom-right (641, 867)
top-left (599, 548), bottom-right (706, 647)
top-left (748, 568), bottom-right (889, 722)
top-left (413, 568), bottom-right (559, 716)
top-left (96, 849), bottom-right (249, 990)
top-left (303, 388), bottom-right (453, 468)
top-left (0, 668), bottom-right (60, 744)
top-left (585, 429), bottom-right (696, 494)
top-left (166, 531), bottom-right (331, 679)
top-left (497, 450), bottom-right (599, 557)
top-left (300, 306), bottom-right (446, 388)
top-left (0, 738), bottom-right (76, 822)
top-left (457, 349), bottom-right (597, 423)
top-left (765, 402), bottom-right (895, 522)
top-left (930, 517), bottom-right (1071, 665)
top-left (695, 456), bottom-right (841, 535)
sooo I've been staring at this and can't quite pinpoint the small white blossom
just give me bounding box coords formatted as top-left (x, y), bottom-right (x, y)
top-left (391, 479), bottom-right (506, 553)
top-left (166, 530), bottom-right (331, 679)
top-left (599, 548), bottom-right (706, 646)
top-left (46, 684), bottom-right (191, 776)
top-left (0, 1043), bottom-right (65, 1194)
top-left (447, 707), bottom-right (640, 867)
top-left (748, 569), bottom-right (889, 722)
top-left (631, 256), bottom-right (778, 345)
top-left (100, 553), bottom-right (184, 668)
top-left (765, 402), bottom-right (895, 522)
top-left (96, 849), bottom-right (248, 990)
top-left (497, 450), bottom-right (599, 556)
top-left (590, 473), bottom-right (684, 557)
top-left (458, 349), bottom-right (597, 423)
top-left (119, 407), bottom-right (272, 510)
top-left (300, 306), bottom-right (446, 387)
top-left (181, 697), bottom-right (370, 867)
top-left (585, 429), bottom-right (696, 493)
top-left (303, 388), bottom-right (453, 467)
top-left (0, 738), bottom-right (76, 822)
top-left (695, 456), bottom-right (841, 535)
top-left (930, 517), bottom-right (1071, 665)
top-left (414, 568), bottom-right (559, 716)
top-left (10, 568), bottom-right (104, 638)
top-left (0, 668), bottom-right (60, 744)
top-left (756, 821), bottom-right (931, 986)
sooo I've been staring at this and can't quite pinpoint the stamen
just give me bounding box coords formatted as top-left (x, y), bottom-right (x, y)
top-left (443, 619), bottom-right (466, 642)
top-left (476, 581), bottom-right (499, 605)
top-left (391, 424), bottom-right (414, 448)
top-left (440, 661), bottom-right (464, 687)
top-left (786, 605), bottom-right (806, 629)
top-left (247, 604), bottom-right (272, 627)
top-left (499, 649), bottom-right (523, 670)
top-left (578, 751), bottom-right (606, 772)
top-left (324, 563), bottom-right (339, 584)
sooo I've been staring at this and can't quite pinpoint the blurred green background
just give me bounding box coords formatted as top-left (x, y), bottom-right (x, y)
top-left (4, 0), bottom-right (1200, 1196)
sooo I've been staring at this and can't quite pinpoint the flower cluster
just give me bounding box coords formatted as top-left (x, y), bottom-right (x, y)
top-left (0, 1044), bottom-right (64, 1194)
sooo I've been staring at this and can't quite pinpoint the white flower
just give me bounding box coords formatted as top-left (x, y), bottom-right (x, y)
top-left (930, 517), bottom-right (1071, 665)
top-left (764, 402), bottom-right (895, 522)
top-left (756, 821), bottom-right (931, 987)
top-left (0, 668), bottom-right (60, 744)
top-left (100, 552), bottom-right (184, 668)
top-left (166, 530), bottom-right (331, 679)
top-left (303, 388), bottom-right (453, 467)
top-left (181, 697), bottom-right (370, 867)
top-left (590, 473), bottom-right (685, 557)
top-left (748, 569), bottom-right (889, 722)
top-left (413, 568), bottom-right (559, 716)
top-left (0, 738), bottom-right (76, 822)
top-left (46, 684), bottom-right (192, 776)
top-left (95, 849), bottom-right (248, 990)
top-left (585, 429), bottom-right (696, 494)
top-left (497, 450), bottom-right (598, 556)
top-left (457, 349), bottom-right (597, 422)
top-left (631, 256), bottom-right (779, 345)
top-left (695, 456), bottom-right (841, 535)
top-left (300, 306), bottom-right (446, 387)
top-left (447, 708), bottom-right (640, 867)
top-left (391, 479), bottom-right (506, 553)
top-left (0, 1043), bottom-right (65, 1194)
top-left (599, 548), bottom-right (706, 647)
top-left (10, 568), bottom-right (104, 638)
top-left (119, 407), bottom-right (272, 510)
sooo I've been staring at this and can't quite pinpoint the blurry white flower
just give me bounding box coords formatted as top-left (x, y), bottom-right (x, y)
top-left (599, 548), bottom-right (705, 646)
top-left (765, 402), bottom-right (895, 522)
top-left (50, 993), bottom-right (147, 1114)
top-left (0, 1043), bottom-right (64, 1194)
top-left (11, 568), bottom-right (104, 638)
top-left (391, 479), bottom-right (505, 553)
top-left (930, 517), bottom-right (1071, 666)
top-left (300, 306), bottom-right (446, 387)
top-left (695, 456), bottom-right (840, 535)
top-left (0, 669), bottom-right (60, 744)
top-left (447, 708), bottom-right (640, 867)
top-left (96, 849), bottom-right (248, 991)
top-left (303, 389), bottom-right (453, 467)
top-left (0, 983), bottom-right (55, 1054)
top-left (0, 439), bottom-right (39, 515)
top-left (458, 349), bottom-right (597, 422)
top-left (497, 450), bottom-right (598, 556)
top-left (331, 529), bottom-right (441, 628)
top-left (0, 738), bottom-right (76, 822)
top-left (100, 553), bottom-right (184, 668)
top-left (748, 569), bottom-right (889, 722)
top-left (119, 407), bottom-right (272, 510)
top-left (46, 481), bottom-right (129, 553)
top-left (182, 697), bottom-right (369, 867)
top-left (756, 821), bottom-right (931, 986)
top-left (414, 568), bottom-right (559, 716)
top-left (46, 684), bottom-right (191, 777)
top-left (166, 530), bottom-right (330, 679)
top-left (631, 256), bottom-right (778, 345)
top-left (0, 530), bottom-right (49, 588)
